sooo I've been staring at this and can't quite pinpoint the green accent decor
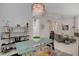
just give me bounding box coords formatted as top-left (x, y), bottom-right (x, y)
top-left (33, 36), bottom-right (40, 42)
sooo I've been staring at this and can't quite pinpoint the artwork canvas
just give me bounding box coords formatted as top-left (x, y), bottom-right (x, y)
top-left (62, 25), bottom-right (69, 30)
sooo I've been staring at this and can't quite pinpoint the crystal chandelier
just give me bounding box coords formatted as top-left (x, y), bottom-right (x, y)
top-left (32, 3), bottom-right (45, 16)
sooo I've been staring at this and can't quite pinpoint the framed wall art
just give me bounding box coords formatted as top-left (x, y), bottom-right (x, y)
top-left (62, 25), bottom-right (69, 30)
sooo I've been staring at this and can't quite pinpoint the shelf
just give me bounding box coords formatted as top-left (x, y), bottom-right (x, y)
top-left (1, 38), bottom-right (10, 39)
top-left (1, 42), bottom-right (15, 46)
top-left (10, 35), bottom-right (30, 38)
top-left (0, 49), bottom-right (17, 56)
top-left (1, 39), bottom-right (29, 46)
top-left (1, 35), bottom-right (29, 39)
top-left (2, 32), bottom-right (10, 33)
top-left (1, 43), bottom-right (10, 46)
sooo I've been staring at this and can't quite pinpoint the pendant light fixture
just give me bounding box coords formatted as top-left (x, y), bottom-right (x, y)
top-left (32, 3), bottom-right (45, 16)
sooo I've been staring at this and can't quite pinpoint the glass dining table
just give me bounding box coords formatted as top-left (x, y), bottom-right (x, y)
top-left (15, 38), bottom-right (54, 55)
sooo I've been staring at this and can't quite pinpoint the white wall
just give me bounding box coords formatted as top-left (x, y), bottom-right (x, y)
top-left (75, 16), bottom-right (79, 29)
top-left (74, 16), bottom-right (79, 46)
top-left (42, 15), bottom-right (74, 36)
top-left (61, 16), bottom-right (74, 36)
top-left (0, 3), bottom-right (32, 27)
top-left (40, 16), bottom-right (49, 38)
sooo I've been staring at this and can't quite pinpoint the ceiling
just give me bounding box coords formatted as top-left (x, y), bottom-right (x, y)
top-left (0, 3), bottom-right (79, 17)
top-left (44, 3), bottom-right (79, 17)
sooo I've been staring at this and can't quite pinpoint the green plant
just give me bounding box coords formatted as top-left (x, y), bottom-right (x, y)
top-left (33, 36), bottom-right (40, 39)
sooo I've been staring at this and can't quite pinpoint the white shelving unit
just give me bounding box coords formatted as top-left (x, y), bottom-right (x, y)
top-left (0, 25), bottom-right (30, 56)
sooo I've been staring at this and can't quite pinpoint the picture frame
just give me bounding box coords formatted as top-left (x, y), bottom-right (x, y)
top-left (62, 25), bottom-right (69, 30)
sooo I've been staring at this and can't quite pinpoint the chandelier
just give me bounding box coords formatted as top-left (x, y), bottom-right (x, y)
top-left (32, 3), bottom-right (45, 16)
